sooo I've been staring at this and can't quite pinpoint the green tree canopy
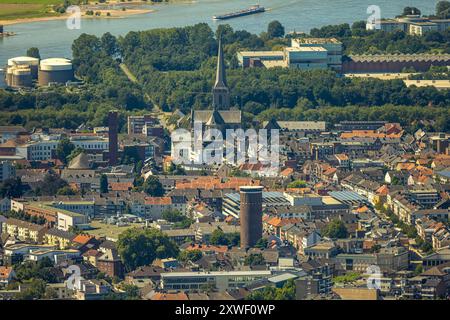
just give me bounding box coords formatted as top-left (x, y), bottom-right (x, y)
top-left (402, 6), bottom-right (421, 16)
top-left (323, 219), bottom-right (348, 239)
top-left (100, 174), bottom-right (109, 193)
top-left (436, 1), bottom-right (450, 18)
top-left (246, 279), bottom-right (295, 300)
top-left (26, 47), bottom-right (41, 60)
top-left (267, 20), bottom-right (285, 38)
top-left (178, 249), bottom-right (203, 263)
top-left (56, 138), bottom-right (75, 164)
top-left (117, 228), bottom-right (179, 271)
top-left (35, 172), bottom-right (68, 196)
top-left (287, 180), bottom-right (307, 188)
top-left (244, 253), bottom-right (265, 266)
top-left (143, 176), bottom-right (164, 196)
top-left (0, 177), bottom-right (24, 198)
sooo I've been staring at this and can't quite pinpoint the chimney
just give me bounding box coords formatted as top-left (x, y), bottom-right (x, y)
top-left (108, 110), bottom-right (118, 166)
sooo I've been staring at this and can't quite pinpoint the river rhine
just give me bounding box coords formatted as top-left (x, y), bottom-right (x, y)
top-left (0, 0), bottom-right (439, 66)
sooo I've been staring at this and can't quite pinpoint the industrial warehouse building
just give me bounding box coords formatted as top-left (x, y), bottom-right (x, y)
top-left (238, 36), bottom-right (450, 74)
top-left (237, 38), bottom-right (343, 72)
top-left (160, 270), bottom-right (273, 291)
top-left (366, 15), bottom-right (450, 35)
top-left (342, 53), bottom-right (450, 73)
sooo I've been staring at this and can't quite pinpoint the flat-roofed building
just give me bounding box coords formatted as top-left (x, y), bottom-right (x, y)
top-left (290, 38), bottom-right (343, 71)
top-left (27, 248), bottom-right (80, 264)
top-left (160, 270), bottom-right (272, 291)
top-left (57, 210), bottom-right (89, 232)
top-left (222, 191), bottom-right (290, 218)
top-left (408, 21), bottom-right (438, 35)
top-left (237, 51), bottom-right (284, 68)
top-left (127, 114), bottom-right (157, 135)
top-left (163, 228), bottom-right (195, 245)
top-left (343, 53), bottom-right (450, 73)
top-left (367, 15), bottom-right (450, 34)
top-left (263, 120), bottom-right (326, 133)
top-left (284, 46), bottom-right (328, 70)
top-left (366, 19), bottom-right (407, 32)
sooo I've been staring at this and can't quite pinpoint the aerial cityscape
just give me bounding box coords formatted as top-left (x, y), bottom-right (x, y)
top-left (0, 0), bottom-right (450, 305)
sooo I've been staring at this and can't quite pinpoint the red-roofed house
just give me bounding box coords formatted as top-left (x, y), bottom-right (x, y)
top-left (143, 197), bottom-right (186, 218)
top-left (0, 266), bottom-right (15, 286)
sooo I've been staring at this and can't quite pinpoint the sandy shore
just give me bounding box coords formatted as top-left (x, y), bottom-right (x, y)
top-left (0, 8), bottom-right (154, 26)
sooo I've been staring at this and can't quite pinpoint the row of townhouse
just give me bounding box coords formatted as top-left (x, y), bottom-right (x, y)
top-left (385, 192), bottom-right (449, 225)
top-left (333, 246), bottom-right (409, 273)
top-left (341, 173), bottom-right (380, 205)
top-left (11, 194), bottom-right (188, 220)
top-left (279, 223), bottom-right (322, 254)
top-left (1, 218), bottom-right (90, 250)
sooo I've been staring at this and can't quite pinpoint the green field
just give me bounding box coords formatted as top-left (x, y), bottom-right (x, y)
top-left (0, 0), bottom-right (62, 21)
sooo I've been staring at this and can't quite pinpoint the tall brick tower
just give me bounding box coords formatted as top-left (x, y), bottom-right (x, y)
top-left (108, 110), bottom-right (118, 166)
top-left (239, 186), bottom-right (264, 248)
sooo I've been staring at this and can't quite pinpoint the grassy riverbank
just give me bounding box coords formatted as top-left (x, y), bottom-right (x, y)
top-left (0, 0), bottom-right (62, 21)
top-left (0, 0), bottom-right (156, 25)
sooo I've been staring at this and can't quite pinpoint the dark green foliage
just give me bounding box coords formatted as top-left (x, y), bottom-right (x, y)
top-left (402, 7), bottom-right (421, 16)
top-left (56, 186), bottom-right (76, 195)
top-left (267, 20), bottom-right (285, 38)
top-left (1, 22), bottom-right (449, 132)
top-left (34, 172), bottom-right (68, 196)
top-left (436, 1), bottom-right (450, 18)
top-left (244, 253), bottom-right (265, 266)
top-left (143, 176), bottom-right (164, 196)
top-left (14, 258), bottom-right (60, 284)
top-left (178, 249), bottom-right (203, 263)
top-left (0, 178), bottom-right (24, 198)
top-left (117, 228), bottom-right (180, 271)
top-left (287, 180), bottom-right (307, 188)
top-left (209, 228), bottom-right (240, 246)
top-left (2, 210), bottom-right (46, 225)
top-left (56, 138), bottom-right (75, 164)
top-left (100, 174), bottom-right (109, 193)
top-left (323, 219), bottom-right (348, 239)
top-left (161, 209), bottom-right (193, 229)
top-left (15, 279), bottom-right (47, 300)
top-left (26, 47), bottom-right (40, 59)
top-left (246, 279), bottom-right (296, 300)
top-left (254, 238), bottom-right (268, 249)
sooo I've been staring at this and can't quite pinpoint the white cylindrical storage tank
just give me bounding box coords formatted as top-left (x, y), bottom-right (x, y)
top-left (11, 67), bottom-right (32, 88)
top-left (8, 56), bottom-right (39, 79)
top-left (5, 67), bottom-right (13, 87)
top-left (38, 58), bottom-right (73, 86)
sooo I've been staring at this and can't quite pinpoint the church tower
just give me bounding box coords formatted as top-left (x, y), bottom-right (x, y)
top-left (212, 38), bottom-right (230, 110)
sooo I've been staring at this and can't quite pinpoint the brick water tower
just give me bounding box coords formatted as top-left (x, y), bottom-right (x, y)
top-left (239, 186), bottom-right (263, 248)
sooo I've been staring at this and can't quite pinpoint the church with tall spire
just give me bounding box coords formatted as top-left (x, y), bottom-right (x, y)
top-left (184, 37), bottom-right (241, 132)
top-left (172, 37), bottom-right (242, 165)
top-left (212, 38), bottom-right (230, 110)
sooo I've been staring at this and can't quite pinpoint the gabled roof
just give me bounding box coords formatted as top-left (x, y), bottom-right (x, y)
top-left (73, 234), bottom-right (94, 245)
top-left (68, 152), bottom-right (90, 170)
top-left (206, 109), bottom-right (225, 126)
top-left (0, 266), bottom-right (14, 280)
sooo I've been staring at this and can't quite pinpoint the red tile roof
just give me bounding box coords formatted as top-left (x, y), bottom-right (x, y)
top-left (144, 197), bottom-right (172, 205)
top-left (151, 292), bottom-right (188, 300)
top-left (0, 266), bottom-right (14, 280)
top-left (73, 234), bottom-right (94, 245)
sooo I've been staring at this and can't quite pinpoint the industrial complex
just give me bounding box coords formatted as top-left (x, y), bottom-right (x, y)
top-left (4, 56), bottom-right (74, 89)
